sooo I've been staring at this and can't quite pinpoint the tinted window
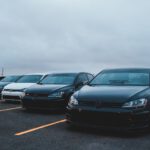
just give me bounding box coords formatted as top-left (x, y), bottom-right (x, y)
top-left (87, 74), bottom-right (94, 81)
top-left (76, 74), bottom-right (88, 84)
top-left (40, 74), bottom-right (76, 85)
top-left (17, 75), bottom-right (42, 83)
top-left (1, 76), bottom-right (21, 82)
top-left (90, 72), bottom-right (149, 86)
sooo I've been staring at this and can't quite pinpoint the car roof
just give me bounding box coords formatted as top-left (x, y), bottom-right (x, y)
top-left (45, 72), bottom-right (93, 75)
top-left (22, 73), bottom-right (47, 76)
top-left (3, 74), bottom-right (44, 76)
top-left (101, 68), bottom-right (150, 73)
top-left (4, 72), bottom-right (93, 77)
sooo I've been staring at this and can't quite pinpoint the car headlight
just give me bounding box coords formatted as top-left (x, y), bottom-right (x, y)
top-left (68, 96), bottom-right (78, 107)
top-left (122, 98), bottom-right (147, 108)
top-left (48, 91), bottom-right (65, 98)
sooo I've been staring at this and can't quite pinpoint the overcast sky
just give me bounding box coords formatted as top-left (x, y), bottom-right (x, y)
top-left (0, 0), bottom-right (150, 75)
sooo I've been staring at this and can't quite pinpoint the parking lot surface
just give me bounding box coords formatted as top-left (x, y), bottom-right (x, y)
top-left (0, 101), bottom-right (150, 150)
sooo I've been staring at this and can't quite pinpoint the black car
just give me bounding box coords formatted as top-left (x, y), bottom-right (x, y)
top-left (22, 72), bottom-right (94, 110)
top-left (0, 75), bottom-right (22, 98)
top-left (66, 68), bottom-right (150, 131)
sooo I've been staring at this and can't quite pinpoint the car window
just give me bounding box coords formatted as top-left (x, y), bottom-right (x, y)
top-left (90, 72), bottom-right (150, 86)
top-left (87, 74), bottom-right (94, 81)
top-left (17, 75), bottom-right (42, 83)
top-left (76, 74), bottom-right (88, 84)
top-left (1, 76), bottom-right (21, 82)
top-left (40, 74), bottom-right (77, 85)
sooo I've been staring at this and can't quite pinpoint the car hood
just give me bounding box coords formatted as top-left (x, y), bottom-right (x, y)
top-left (25, 84), bottom-right (70, 94)
top-left (3, 83), bottom-right (36, 90)
top-left (78, 85), bottom-right (149, 103)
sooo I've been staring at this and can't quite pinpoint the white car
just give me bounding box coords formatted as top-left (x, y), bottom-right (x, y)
top-left (1, 73), bottom-right (46, 102)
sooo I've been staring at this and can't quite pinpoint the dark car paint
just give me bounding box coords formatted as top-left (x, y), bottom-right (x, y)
top-left (25, 84), bottom-right (70, 94)
top-left (22, 72), bottom-right (94, 110)
top-left (77, 85), bottom-right (150, 104)
top-left (66, 69), bottom-right (150, 131)
top-left (66, 108), bottom-right (150, 131)
top-left (22, 84), bottom-right (75, 110)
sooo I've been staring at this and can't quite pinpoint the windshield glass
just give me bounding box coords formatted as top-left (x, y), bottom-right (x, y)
top-left (1, 76), bottom-right (21, 82)
top-left (40, 74), bottom-right (76, 85)
top-left (90, 72), bottom-right (150, 86)
top-left (17, 75), bottom-right (42, 83)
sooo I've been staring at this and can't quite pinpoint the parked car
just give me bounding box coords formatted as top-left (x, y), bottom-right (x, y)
top-left (1, 73), bottom-right (46, 102)
top-left (22, 72), bottom-right (94, 110)
top-left (0, 75), bottom-right (22, 98)
top-left (66, 68), bottom-right (150, 131)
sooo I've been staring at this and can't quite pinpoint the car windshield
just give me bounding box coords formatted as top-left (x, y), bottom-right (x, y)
top-left (40, 74), bottom-right (76, 85)
top-left (0, 76), bottom-right (21, 82)
top-left (90, 72), bottom-right (150, 86)
top-left (17, 75), bottom-right (42, 83)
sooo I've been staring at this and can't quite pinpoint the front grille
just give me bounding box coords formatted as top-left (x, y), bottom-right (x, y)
top-left (79, 100), bottom-right (122, 108)
top-left (3, 95), bottom-right (21, 100)
top-left (100, 102), bottom-right (122, 108)
top-left (26, 93), bottom-right (49, 97)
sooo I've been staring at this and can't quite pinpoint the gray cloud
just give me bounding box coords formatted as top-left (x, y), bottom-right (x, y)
top-left (0, 0), bottom-right (150, 75)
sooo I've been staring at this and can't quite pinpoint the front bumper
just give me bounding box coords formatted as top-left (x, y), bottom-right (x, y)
top-left (66, 106), bottom-right (150, 131)
top-left (1, 91), bottom-right (24, 102)
top-left (22, 96), bottom-right (67, 110)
